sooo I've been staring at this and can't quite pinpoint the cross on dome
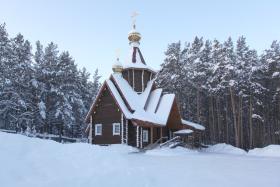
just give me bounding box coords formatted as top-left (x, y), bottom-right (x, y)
top-left (131, 11), bottom-right (139, 29)
top-left (128, 11), bottom-right (141, 44)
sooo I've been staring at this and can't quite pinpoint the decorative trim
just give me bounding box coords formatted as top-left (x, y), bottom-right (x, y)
top-left (89, 116), bottom-right (93, 144)
top-left (121, 113), bottom-right (124, 143)
top-left (136, 126), bottom-right (139, 147)
top-left (140, 127), bottom-right (143, 148)
top-left (126, 119), bottom-right (128, 145)
top-left (85, 82), bottom-right (107, 123)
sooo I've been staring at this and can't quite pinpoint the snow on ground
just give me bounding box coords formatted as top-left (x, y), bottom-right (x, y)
top-left (203, 143), bottom-right (247, 155)
top-left (0, 132), bottom-right (280, 187)
top-left (248, 145), bottom-right (280, 158)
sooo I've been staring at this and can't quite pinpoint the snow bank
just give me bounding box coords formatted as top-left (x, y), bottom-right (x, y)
top-left (248, 145), bottom-right (280, 158)
top-left (205, 143), bottom-right (280, 158)
top-left (145, 147), bottom-right (197, 156)
top-left (1, 132), bottom-right (280, 187)
top-left (204, 143), bottom-right (247, 155)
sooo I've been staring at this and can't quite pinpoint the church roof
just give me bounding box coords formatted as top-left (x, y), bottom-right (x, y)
top-left (123, 46), bottom-right (156, 73)
top-left (85, 73), bottom-right (177, 126)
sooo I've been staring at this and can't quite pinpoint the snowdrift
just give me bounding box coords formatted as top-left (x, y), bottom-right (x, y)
top-left (0, 132), bottom-right (280, 187)
top-left (204, 143), bottom-right (280, 158)
top-left (248, 145), bottom-right (280, 158)
top-left (204, 143), bottom-right (247, 155)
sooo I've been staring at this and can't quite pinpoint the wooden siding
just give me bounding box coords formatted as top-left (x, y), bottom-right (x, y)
top-left (134, 70), bottom-right (142, 92)
top-left (91, 85), bottom-right (122, 144)
top-left (122, 69), bottom-right (155, 93)
top-left (143, 71), bottom-right (151, 87)
top-left (166, 100), bottom-right (183, 130)
top-left (122, 70), bottom-right (128, 83)
top-left (127, 121), bottom-right (136, 147)
top-left (151, 127), bottom-right (163, 143)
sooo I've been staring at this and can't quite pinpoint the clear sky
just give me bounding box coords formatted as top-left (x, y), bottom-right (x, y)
top-left (0, 0), bottom-right (279, 80)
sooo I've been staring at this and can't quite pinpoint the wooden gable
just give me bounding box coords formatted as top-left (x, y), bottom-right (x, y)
top-left (166, 99), bottom-right (184, 130)
top-left (91, 84), bottom-right (121, 124)
top-left (90, 84), bottom-right (122, 144)
top-left (85, 81), bottom-right (123, 124)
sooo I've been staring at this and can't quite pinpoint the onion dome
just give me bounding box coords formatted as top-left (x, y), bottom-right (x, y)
top-left (112, 58), bottom-right (123, 73)
top-left (128, 24), bottom-right (141, 44)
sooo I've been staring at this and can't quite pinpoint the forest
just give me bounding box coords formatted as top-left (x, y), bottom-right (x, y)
top-left (157, 37), bottom-right (280, 150)
top-left (0, 23), bottom-right (100, 139)
top-left (0, 23), bottom-right (279, 149)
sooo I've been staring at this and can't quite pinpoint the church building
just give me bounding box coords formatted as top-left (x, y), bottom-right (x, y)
top-left (85, 22), bottom-right (205, 148)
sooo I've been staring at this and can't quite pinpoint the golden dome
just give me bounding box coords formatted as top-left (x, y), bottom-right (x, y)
top-left (128, 25), bottom-right (141, 43)
top-left (112, 58), bottom-right (123, 73)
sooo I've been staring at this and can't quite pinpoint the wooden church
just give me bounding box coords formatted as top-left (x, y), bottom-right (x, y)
top-left (85, 22), bottom-right (205, 148)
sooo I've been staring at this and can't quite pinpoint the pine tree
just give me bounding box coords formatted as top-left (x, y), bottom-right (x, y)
top-left (0, 23), bottom-right (12, 129)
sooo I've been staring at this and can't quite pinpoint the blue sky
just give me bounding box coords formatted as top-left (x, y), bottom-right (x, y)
top-left (0, 0), bottom-right (279, 80)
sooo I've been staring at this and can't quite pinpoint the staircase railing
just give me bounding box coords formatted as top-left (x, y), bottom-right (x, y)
top-left (159, 136), bottom-right (181, 148)
top-left (143, 136), bottom-right (168, 150)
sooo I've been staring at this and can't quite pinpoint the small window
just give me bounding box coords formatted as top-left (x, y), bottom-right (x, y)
top-left (113, 123), bottom-right (120, 135)
top-left (143, 130), bottom-right (149, 142)
top-left (95, 124), bottom-right (102, 136)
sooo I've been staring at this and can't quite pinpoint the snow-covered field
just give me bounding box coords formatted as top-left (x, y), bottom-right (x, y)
top-left (1, 132), bottom-right (280, 187)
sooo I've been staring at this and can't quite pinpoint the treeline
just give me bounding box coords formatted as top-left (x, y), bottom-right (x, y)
top-left (0, 23), bottom-right (100, 138)
top-left (157, 37), bottom-right (280, 149)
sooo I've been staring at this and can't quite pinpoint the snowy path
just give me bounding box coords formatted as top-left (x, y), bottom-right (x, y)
top-left (0, 132), bottom-right (279, 187)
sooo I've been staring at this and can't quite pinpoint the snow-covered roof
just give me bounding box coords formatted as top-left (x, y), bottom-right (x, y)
top-left (123, 46), bottom-right (156, 73)
top-left (181, 119), bottom-right (205, 131)
top-left (145, 89), bottom-right (163, 113)
top-left (174, 129), bottom-right (193, 135)
top-left (111, 73), bottom-right (153, 111)
top-left (110, 74), bottom-right (175, 126)
top-left (106, 79), bottom-right (132, 118)
top-left (132, 94), bottom-right (175, 126)
top-left (86, 73), bottom-right (178, 126)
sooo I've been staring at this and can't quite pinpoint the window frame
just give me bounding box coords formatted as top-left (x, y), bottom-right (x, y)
top-left (95, 124), bottom-right (102, 136)
top-left (112, 123), bottom-right (121, 136)
top-left (143, 129), bottom-right (149, 142)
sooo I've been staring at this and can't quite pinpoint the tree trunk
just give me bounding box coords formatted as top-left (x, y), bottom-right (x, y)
top-left (216, 97), bottom-right (221, 142)
top-left (197, 90), bottom-right (200, 122)
top-left (249, 95), bottom-right (253, 149)
top-left (239, 96), bottom-right (243, 148)
top-left (211, 96), bottom-right (216, 142)
top-left (230, 87), bottom-right (239, 147)
top-left (225, 95), bottom-right (229, 144)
